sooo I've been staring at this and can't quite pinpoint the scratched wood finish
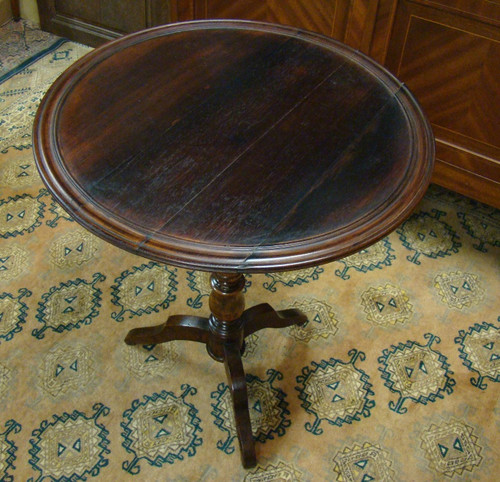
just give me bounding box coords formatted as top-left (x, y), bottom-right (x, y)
top-left (34, 21), bottom-right (433, 273)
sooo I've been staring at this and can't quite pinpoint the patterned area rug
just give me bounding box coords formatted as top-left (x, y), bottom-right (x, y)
top-left (0, 19), bottom-right (65, 82)
top-left (0, 23), bottom-right (499, 481)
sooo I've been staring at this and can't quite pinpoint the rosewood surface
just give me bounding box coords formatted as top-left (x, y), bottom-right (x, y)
top-left (38, 1), bottom-right (500, 208)
top-left (33, 20), bottom-right (434, 469)
top-left (34, 20), bottom-right (433, 273)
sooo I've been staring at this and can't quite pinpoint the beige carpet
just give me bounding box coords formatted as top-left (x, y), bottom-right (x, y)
top-left (0, 20), bottom-right (499, 481)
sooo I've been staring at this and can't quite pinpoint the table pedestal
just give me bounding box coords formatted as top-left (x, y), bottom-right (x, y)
top-left (124, 272), bottom-right (307, 468)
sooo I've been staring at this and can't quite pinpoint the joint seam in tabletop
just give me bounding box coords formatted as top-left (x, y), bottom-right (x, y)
top-left (232, 84), bottom-right (435, 270)
top-left (135, 62), bottom-right (349, 252)
top-left (42, 26), bottom-right (404, 231)
top-left (39, 81), bottom-right (431, 271)
top-left (232, 89), bottom-right (407, 269)
top-left (42, 33), bottom-right (298, 243)
top-left (86, 34), bottom-right (297, 192)
top-left (54, 88), bottom-right (425, 266)
top-left (34, 21), bottom-right (433, 273)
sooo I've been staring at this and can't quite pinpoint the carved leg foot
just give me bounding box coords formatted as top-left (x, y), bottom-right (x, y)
top-left (124, 315), bottom-right (210, 345)
top-left (224, 343), bottom-right (257, 469)
top-left (242, 303), bottom-right (307, 337)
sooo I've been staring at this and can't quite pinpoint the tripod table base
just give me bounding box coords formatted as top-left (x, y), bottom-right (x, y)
top-left (124, 272), bottom-right (307, 468)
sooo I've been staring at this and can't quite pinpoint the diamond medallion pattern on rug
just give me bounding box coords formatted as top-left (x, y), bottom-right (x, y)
top-left (122, 343), bottom-right (179, 380)
top-left (211, 369), bottom-right (290, 455)
top-left (457, 211), bottom-right (500, 252)
top-left (333, 442), bottom-right (395, 481)
top-left (49, 228), bottom-right (100, 269)
top-left (334, 237), bottom-right (395, 280)
top-left (111, 262), bottom-right (177, 322)
top-left (37, 341), bottom-right (98, 399)
top-left (0, 288), bottom-right (31, 343)
top-left (121, 385), bottom-right (202, 474)
top-left (296, 350), bottom-right (375, 435)
top-left (1, 23), bottom-right (499, 480)
top-left (361, 283), bottom-right (413, 326)
top-left (186, 270), bottom-right (211, 309)
top-left (0, 190), bottom-right (47, 238)
top-left (45, 200), bottom-right (74, 228)
top-left (288, 298), bottom-right (339, 342)
top-left (378, 333), bottom-right (455, 414)
top-left (420, 418), bottom-right (483, 478)
top-left (0, 86), bottom-right (52, 152)
top-left (242, 333), bottom-right (260, 359)
top-left (455, 322), bottom-right (500, 390)
top-left (0, 244), bottom-right (29, 281)
top-left (28, 403), bottom-right (110, 481)
top-left (33, 273), bottom-right (105, 339)
top-left (397, 209), bottom-right (461, 264)
top-left (0, 419), bottom-right (21, 481)
top-left (244, 459), bottom-right (303, 481)
top-left (434, 271), bottom-right (484, 309)
top-left (263, 267), bottom-right (324, 292)
top-left (1, 157), bottom-right (41, 188)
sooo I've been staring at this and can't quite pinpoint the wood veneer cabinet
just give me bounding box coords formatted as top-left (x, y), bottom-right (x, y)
top-left (36, 0), bottom-right (178, 46)
top-left (189, 0), bottom-right (380, 53)
top-left (37, 0), bottom-right (500, 207)
top-left (374, 0), bottom-right (500, 208)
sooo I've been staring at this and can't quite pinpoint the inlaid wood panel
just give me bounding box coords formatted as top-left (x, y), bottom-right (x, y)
top-left (384, 0), bottom-right (500, 208)
top-left (193, 0), bottom-right (379, 53)
top-left (421, 0), bottom-right (500, 22)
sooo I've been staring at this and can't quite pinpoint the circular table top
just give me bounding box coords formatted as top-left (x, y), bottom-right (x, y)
top-left (34, 20), bottom-right (434, 273)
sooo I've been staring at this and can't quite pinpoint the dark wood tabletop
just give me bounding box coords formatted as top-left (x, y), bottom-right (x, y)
top-left (34, 20), bottom-right (434, 273)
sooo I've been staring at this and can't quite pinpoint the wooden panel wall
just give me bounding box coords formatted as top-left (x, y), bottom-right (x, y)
top-left (37, 0), bottom-right (173, 46)
top-left (382, 0), bottom-right (500, 207)
top-left (192, 0), bottom-right (380, 54)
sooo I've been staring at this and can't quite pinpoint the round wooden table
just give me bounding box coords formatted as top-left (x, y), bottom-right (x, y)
top-left (33, 20), bottom-right (434, 468)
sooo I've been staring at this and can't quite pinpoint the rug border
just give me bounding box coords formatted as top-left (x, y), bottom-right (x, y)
top-left (0, 37), bottom-right (68, 85)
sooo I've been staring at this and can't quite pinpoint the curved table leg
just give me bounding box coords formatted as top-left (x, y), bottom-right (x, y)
top-left (223, 343), bottom-right (257, 469)
top-left (242, 303), bottom-right (307, 337)
top-left (122, 273), bottom-right (300, 470)
top-left (124, 315), bottom-right (210, 345)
